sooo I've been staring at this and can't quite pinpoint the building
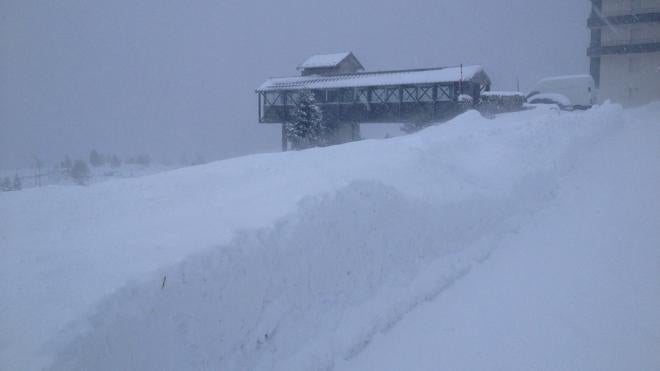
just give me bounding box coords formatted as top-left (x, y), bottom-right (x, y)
top-left (297, 52), bottom-right (365, 76)
top-left (588, 0), bottom-right (660, 106)
top-left (257, 52), bottom-right (491, 150)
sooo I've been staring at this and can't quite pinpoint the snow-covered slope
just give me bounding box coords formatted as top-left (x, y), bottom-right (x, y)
top-left (338, 105), bottom-right (660, 371)
top-left (1, 104), bottom-right (658, 370)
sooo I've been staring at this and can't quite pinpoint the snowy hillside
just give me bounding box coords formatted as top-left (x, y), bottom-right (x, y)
top-left (1, 104), bottom-right (659, 371)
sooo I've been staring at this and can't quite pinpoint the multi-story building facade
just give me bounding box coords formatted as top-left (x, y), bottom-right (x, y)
top-left (588, 0), bottom-right (660, 106)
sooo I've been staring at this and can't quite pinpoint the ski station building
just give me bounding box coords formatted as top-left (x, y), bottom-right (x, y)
top-left (256, 52), bottom-right (492, 149)
top-left (588, 0), bottom-right (660, 105)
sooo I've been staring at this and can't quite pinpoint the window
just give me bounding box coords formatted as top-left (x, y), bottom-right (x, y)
top-left (356, 89), bottom-right (369, 104)
top-left (386, 87), bottom-right (400, 103)
top-left (418, 86), bottom-right (434, 102)
top-left (313, 90), bottom-right (325, 103)
top-left (437, 85), bottom-right (452, 101)
top-left (371, 88), bottom-right (387, 103)
top-left (286, 91), bottom-right (300, 106)
top-left (630, 28), bottom-right (642, 43)
top-left (339, 89), bottom-right (354, 103)
top-left (326, 89), bottom-right (340, 103)
top-left (630, 0), bottom-right (642, 11)
top-left (264, 92), bottom-right (284, 106)
top-left (401, 86), bottom-right (435, 102)
top-left (629, 56), bottom-right (641, 73)
top-left (402, 87), bottom-right (417, 102)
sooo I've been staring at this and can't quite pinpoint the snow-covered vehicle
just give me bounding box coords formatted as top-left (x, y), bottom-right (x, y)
top-left (527, 74), bottom-right (597, 110)
top-left (527, 92), bottom-right (572, 109)
top-left (478, 91), bottom-right (526, 114)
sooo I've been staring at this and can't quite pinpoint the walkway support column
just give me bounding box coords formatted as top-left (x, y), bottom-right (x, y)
top-left (281, 123), bottom-right (288, 152)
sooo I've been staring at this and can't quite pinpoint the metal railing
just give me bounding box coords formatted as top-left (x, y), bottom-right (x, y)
top-left (599, 1), bottom-right (660, 16)
top-left (600, 36), bottom-right (660, 46)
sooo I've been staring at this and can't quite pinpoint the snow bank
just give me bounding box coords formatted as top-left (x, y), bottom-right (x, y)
top-left (1, 104), bottom-right (626, 370)
top-left (337, 102), bottom-right (660, 371)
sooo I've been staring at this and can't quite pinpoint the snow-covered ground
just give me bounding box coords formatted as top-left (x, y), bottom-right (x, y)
top-left (338, 105), bottom-right (660, 371)
top-left (1, 104), bottom-right (658, 370)
top-left (0, 163), bottom-right (180, 191)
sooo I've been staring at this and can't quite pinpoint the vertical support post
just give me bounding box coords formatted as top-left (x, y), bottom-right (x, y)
top-left (281, 123), bottom-right (288, 152)
top-left (590, 56), bottom-right (601, 88)
top-left (398, 86), bottom-right (403, 121)
top-left (432, 85), bottom-right (438, 121)
top-left (352, 122), bottom-right (361, 140)
top-left (459, 63), bottom-right (464, 97)
top-left (589, 0), bottom-right (603, 88)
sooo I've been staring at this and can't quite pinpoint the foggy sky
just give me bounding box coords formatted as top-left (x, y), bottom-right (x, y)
top-left (0, 0), bottom-right (591, 169)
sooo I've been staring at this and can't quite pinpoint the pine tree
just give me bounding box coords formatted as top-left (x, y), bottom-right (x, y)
top-left (89, 149), bottom-right (104, 167)
top-left (287, 91), bottom-right (325, 149)
top-left (62, 156), bottom-right (72, 171)
top-left (136, 154), bottom-right (151, 167)
top-left (0, 177), bottom-right (11, 192)
top-left (110, 154), bottom-right (121, 168)
top-left (12, 174), bottom-right (22, 191)
top-left (70, 160), bottom-right (91, 185)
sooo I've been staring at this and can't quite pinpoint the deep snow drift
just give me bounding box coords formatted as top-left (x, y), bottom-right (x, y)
top-left (338, 105), bottom-right (660, 371)
top-left (1, 104), bottom-right (659, 370)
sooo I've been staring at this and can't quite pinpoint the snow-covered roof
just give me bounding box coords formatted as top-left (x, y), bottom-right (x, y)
top-left (258, 65), bottom-right (489, 92)
top-left (298, 52), bottom-right (354, 70)
top-left (537, 74), bottom-right (594, 85)
top-left (481, 91), bottom-right (525, 97)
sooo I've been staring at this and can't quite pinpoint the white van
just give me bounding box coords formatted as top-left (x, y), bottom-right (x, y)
top-left (527, 74), bottom-right (597, 110)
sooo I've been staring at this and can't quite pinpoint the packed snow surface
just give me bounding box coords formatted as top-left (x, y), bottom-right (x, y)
top-left (1, 104), bottom-right (659, 371)
top-left (338, 104), bottom-right (660, 371)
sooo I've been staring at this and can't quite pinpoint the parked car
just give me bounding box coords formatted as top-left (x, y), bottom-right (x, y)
top-left (527, 74), bottom-right (597, 110)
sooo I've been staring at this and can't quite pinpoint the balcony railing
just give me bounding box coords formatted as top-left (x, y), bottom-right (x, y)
top-left (600, 6), bottom-right (660, 16)
top-left (601, 37), bottom-right (660, 47)
top-left (588, 39), bottom-right (660, 56)
top-left (588, 11), bottom-right (660, 27)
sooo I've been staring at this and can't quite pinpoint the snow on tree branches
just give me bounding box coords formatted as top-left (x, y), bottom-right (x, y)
top-left (285, 91), bottom-right (326, 150)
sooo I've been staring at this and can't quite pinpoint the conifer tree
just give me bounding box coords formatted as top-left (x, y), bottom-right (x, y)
top-left (12, 174), bottom-right (22, 191)
top-left (286, 91), bottom-right (325, 149)
top-left (89, 149), bottom-right (104, 167)
top-left (110, 155), bottom-right (122, 168)
top-left (62, 156), bottom-right (72, 171)
top-left (0, 177), bottom-right (11, 192)
top-left (70, 160), bottom-right (91, 185)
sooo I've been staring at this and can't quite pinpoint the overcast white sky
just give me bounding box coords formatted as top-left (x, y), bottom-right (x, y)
top-left (0, 0), bottom-right (591, 168)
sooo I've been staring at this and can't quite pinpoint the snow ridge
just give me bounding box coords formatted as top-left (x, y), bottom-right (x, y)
top-left (45, 105), bottom-right (624, 371)
top-left (1, 104), bottom-right (629, 371)
top-left (48, 180), bottom-right (546, 371)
